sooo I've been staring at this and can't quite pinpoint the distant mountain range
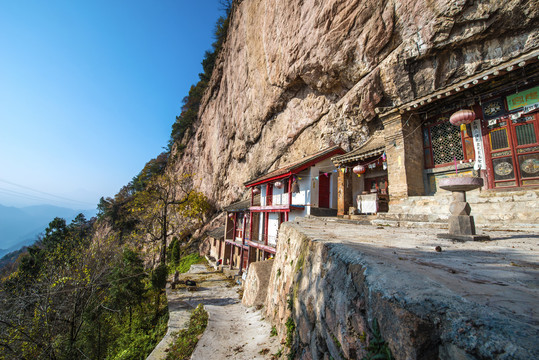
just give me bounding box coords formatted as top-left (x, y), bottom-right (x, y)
top-left (0, 204), bottom-right (97, 257)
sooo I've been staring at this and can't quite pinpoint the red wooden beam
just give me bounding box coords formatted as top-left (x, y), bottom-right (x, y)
top-left (246, 240), bottom-right (276, 254)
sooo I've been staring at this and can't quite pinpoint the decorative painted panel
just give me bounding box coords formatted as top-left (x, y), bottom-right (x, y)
top-left (518, 153), bottom-right (539, 179)
top-left (492, 157), bottom-right (515, 181)
top-left (518, 145), bottom-right (539, 153)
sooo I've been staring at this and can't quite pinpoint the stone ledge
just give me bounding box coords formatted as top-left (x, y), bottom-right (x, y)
top-left (264, 218), bottom-right (538, 359)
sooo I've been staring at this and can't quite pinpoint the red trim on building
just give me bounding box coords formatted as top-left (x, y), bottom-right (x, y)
top-left (244, 146), bottom-right (345, 188)
top-left (246, 240), bottom-right (276, 254)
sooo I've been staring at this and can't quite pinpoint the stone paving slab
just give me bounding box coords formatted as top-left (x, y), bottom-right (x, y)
top-left (298, 217), bottom-right (538, 322)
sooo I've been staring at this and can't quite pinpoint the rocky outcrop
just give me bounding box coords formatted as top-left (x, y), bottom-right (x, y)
top-left (170, 0), bottom-right (539, 207)
top-left (241, 259), bottom-right (273, 308)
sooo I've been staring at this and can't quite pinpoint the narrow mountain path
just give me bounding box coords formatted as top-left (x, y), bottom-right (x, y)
top-left (147, 264), bottom-right (280, 360)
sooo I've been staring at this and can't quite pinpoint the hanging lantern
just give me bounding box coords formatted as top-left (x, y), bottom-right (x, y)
top-left (228, 212), bottom-right (234, 219)
top-left (449, 109), bottom-right (475, 126)
top-left (252, 187), bottom-right (260, 195)
top-left (291, 180), bottom-right (300, 193)
top-left (353, 164), bottom-right (366, 175)
top-left (274, 181), bottom-right (284, 189)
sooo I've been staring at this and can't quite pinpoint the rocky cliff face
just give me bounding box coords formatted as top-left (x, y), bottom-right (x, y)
top-left (171, 0), bottom-right (539, 206)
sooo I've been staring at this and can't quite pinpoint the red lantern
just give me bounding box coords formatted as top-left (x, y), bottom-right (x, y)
top-left (274, 181), bottom-right (284, 189)
top-left (353, 165), bottom-right (366, 174)
top-left (449, 109), bottom-right (475, 126)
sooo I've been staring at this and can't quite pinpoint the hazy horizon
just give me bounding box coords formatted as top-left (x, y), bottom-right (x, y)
top-left (0, 202), bottom-right (98, 251)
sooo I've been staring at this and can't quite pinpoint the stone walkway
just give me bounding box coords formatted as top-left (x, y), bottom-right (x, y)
top-left (145, 282), bottom-right (194, 360)
top-left (147, 264), bottom-right (279, 360)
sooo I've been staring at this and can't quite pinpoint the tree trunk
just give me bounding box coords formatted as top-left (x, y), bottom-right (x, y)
top-left (160, 207), bottom-right (168, 266)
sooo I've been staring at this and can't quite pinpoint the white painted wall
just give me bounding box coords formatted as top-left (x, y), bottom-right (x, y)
top-left (260, 185), bottom-right (267, 206)
top-left (267, 213), bottom-right (279, 246)
top-left (292, 169), bottom-right (310, 205)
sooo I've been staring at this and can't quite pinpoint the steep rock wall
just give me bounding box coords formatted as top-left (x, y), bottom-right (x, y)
top-left (171, 0), bottom-right (539, 206)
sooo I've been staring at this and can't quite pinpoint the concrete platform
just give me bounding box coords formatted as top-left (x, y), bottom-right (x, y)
top-left (287, 217), bottom-right (539, 358)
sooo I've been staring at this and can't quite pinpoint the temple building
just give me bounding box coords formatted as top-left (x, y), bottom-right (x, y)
top-left (333, 49), bottom-right (539, 223)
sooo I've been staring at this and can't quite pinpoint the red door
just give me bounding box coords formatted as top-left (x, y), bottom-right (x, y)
top-left (319, 173), bottom-right (330, 208)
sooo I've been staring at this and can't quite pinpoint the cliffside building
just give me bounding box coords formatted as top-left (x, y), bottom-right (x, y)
top-left (238, 146), bottom-right (345, 267)
top-left (334, 49), bottom-right (539, 225)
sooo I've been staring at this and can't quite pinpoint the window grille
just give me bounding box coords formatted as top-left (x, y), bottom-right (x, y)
top-left (515, 123), bottom-right (536, 146)
top-left (430, 121), bottom-right (464, 165)
top-left (490, 128), bottom-right (509, 150)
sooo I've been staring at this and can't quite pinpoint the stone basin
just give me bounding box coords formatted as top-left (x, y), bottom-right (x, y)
top-left (439, 177), bottom-right (483, 192)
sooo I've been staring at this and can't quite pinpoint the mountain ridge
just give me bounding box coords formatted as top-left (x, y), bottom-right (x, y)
top-left (0, 204), bottom-right (96, 257)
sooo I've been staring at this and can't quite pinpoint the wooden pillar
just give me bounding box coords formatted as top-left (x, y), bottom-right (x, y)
top-left (229, 243), bottom-right (234, 269)
top-left (337, 168), bottom-right (352, 216)
top-left (288, 176), bottom-right (293, 206)
top-left (239, 215), bottom-right (247, 274)
top-left (248, 212), bottom-right (253, 242)
top-left (232, 213), bottom-right (237, 240)
top-left (264, 212), bottom-right (269, 245)
top-left (247, 211), bottom-right (254, 268)
top-left (380, 109), bottom-right (425, 199)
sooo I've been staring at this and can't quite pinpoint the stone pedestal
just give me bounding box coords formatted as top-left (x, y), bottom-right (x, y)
top-left (437, 177), bottom-right (490, 241)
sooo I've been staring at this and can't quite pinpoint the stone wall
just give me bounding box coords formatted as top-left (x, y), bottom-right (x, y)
top-left (264, 223), bottom-right (437, 359)
top-left (262, 220), bottom-right (537, 359)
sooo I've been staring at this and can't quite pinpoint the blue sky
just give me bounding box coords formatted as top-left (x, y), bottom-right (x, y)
top-left (0, 1), bottom-right (222, 209)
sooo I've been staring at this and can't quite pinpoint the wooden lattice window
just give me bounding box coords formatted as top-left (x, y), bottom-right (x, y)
top-left (515, 123), bottom-right (536, 146)
top-left (423, 117), bottom-right (469, 168)
top-left (489, 128), bottom-right (509, 150)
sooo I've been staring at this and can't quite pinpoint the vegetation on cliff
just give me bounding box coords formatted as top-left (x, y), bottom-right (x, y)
top-left (0, 2), bottom-right (229, 358)
top-left (0, 215), bottom-right (168, 359)
top-left (0, 149), bottom-right (212, 359)
top-left (169, 0), bottom-right (232, 148)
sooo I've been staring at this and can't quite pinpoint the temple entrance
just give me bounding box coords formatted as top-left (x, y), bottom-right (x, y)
top-left (319, 172), bottom-right (331, 208)
top-left (484, 111), bottom-right (539, 188)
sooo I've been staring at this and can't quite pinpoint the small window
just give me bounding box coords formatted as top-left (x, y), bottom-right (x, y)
top-left (515, 123), bottom-right (536, 146)
top-left (490, 128), bottom-right (509, 150)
